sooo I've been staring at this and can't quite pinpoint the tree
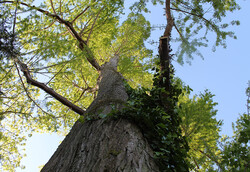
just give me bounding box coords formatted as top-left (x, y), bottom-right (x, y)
top-left (217, 82), bottom-right (250, 171)
top-left (0, 0), bottom-right (240, 171)
top-left (180, 83), bottom-right (250, 171)
top-left (177, 87), bottom-right (222, 170)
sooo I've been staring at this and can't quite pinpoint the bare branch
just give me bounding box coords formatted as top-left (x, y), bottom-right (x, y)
top-left (192, 157), bottom-right (200, 170)
top-left (79, 17), bottom-right (93, 36)
top-left (30, 60), bottom-right (71, 72)
top-left (0, 111), bottom-right (30, 116)
top-left (59, 0), bottom-right (62, 16)
top-left (12, 0), bottom-right (18, 34)
top-left (193, 148), bottom-right (223, 170)
top-left (74, 89), bottom-right (86, 104)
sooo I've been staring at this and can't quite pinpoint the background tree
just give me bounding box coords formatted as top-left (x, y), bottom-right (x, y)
top-left (177, 86), bottom-right (222, 170)
top-left (0, 0), bottom-right (242, 171)
top-left (178, 82), bottom-right (250, 171)
top-left (217, 83), bottom-right (250, 171)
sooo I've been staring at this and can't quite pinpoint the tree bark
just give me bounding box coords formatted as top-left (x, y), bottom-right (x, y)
top-left (41, 56), bottom-right (159, 172)
top-left (41, 119), bottom-right (159, 172)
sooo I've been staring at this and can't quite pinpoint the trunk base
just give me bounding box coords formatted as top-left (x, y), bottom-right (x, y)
top-left (42, 118), bottom-right (159, 172)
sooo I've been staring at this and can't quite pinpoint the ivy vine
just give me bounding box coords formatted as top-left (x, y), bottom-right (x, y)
top-left (110, 68), bottom-right (190, 171)
top-left (83, 64), bottom-right (190, 171)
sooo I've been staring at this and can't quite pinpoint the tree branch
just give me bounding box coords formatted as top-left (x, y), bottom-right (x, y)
top-left (14, 58), bottom-right (85, 116)
top-left (14, 62), bottom-right (51, 116)
top-left (79, 17), bottom-right (94, 36)
top-left (193, 148), bottom-right (222, 170)
top-left (170, 7), bottom-right (218, 31)
top-left (163, 0), bottom-right (174, 37)
top-left (71, 6), bottom-right (90, 23)
top-left (1, 1), bottom-right (101, 71)
top-left (49, 0), bottom-right (57, 14)
top-left (86, 7), bottom-right (103, 44)
top-left (46, 62), bottom-right (68, 85)
top-left (30, 60), bottom-right (70, 72)
top-left (173, 22), bottom-right (185, 42)
top-left (42, 20), bottom-right (55, 30)
top-left (59, 0), bottom-right (62, 16)
top-left (0, 111), bottom-right (30, 117)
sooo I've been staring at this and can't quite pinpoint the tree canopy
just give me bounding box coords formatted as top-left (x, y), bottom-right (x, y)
top-left (0, 0), bottom-right (245, 171)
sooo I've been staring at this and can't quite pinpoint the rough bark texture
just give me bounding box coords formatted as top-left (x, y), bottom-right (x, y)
top-left (42, 56), bottom-right (159, 171)
top-left (41, 119), bottom-right (159, 172)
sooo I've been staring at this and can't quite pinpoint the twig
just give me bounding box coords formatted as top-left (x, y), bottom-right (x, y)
top-left (192, 157), bottom-right (200, 170)
top-left (50, 0), bottom-right (57, 14)
top-left (30, 60), bottom-right (71, 72)
top-left (63, 74), bottom-right (84, 91)
top-left (42, 20), bottom-right (56, 30)
top-left (71, 6), bottom-right (90, 23)
top-left (46, 61), bottom-right (68, 85)
top-left (74, 89), bottom-right (86, 104)
top-left (1, 0), bottom-right (101, 71)
top-left (173, 22), bottom-right (185, 42)
top-left (170, 7), bottom-right (218, 31)
top-left (86, 7), bottom-right (103, 44)
top-left (59, 0), bottom-right (62, 16)
top-left (79, 17), bottom-right (94, 36)
top-left (193, 148), bottom-right (223, 170)
top-left (0, 111), bottom-right (29, 116)
top-left (12, 0), bottom-right (18, 34)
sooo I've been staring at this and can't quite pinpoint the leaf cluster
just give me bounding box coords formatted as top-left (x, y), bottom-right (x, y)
top-left (220, 114), bottom-right (250, 171)
top-left (218, 85), bottom-right (250, 171)
top-left (171, 0), bottom-right (240, 64)
top-left (177, 88), bottom-right (222, 170)
top-left (110, 77), bottom-right (189, 171)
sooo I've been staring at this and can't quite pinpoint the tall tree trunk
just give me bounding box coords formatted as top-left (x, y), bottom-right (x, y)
top-left (41, 56), bottom-right (159, 172)
top-left (41, 119), bottom-right (159, 172)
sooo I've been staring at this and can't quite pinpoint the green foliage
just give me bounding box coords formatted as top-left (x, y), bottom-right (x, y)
top-left (183, 83), bottom-right (250, 171)
top-left (129, 0), bottom-right (241, 65)
top-left (177, 86), bottom-right (222, 171)
top-left (218, 84), bottom-right (250, 171)
top-left (110, 76), bottom-right (190, 171)
top-left (0, 0), bottom-right (153, 170)
top-left (171, 0), bottom-right (240, 64)
top-left (0, 13), bottom-right (19, 61)
top-left (0, 6), bottom-right (38, 171)
top-left (129, 0), bottom-right (164, 13)
top-left (219, 114), bottom-right (250, 171)
top-left (0, 0), bottom-right (243, 170)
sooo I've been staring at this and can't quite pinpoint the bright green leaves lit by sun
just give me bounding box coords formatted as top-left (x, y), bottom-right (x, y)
top-left (0, 0), bottom-right (243, 171)
top-left (1, 1), bottom-right (153, 170)
top-left (177, 88), bottom-right (222, 170)
top-left (115, 13), bottom-right (153, 88)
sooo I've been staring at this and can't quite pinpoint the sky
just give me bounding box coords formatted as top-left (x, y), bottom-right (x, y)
top-left (15, 0), bottom-right (250, 171)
